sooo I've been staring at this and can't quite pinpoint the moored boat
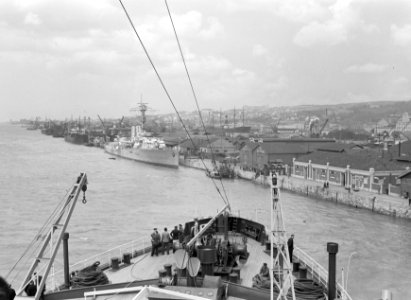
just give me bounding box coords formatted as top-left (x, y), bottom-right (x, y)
top-left (64, 131), bottom-right (89, 145)
top-left (104, 122), bottom-right (179, 168)
top-left (104, 137), bottom-right (179, 168)
top-left (206, 169), bottom-right (222, 179)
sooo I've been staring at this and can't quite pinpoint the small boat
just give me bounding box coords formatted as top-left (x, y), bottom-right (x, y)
top-left (206, 169), bottom-right (222, 179)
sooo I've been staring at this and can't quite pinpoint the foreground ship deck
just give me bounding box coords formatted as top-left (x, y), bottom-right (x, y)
top-left (41, 218), bottom-right (351, 300)
top-left (10, 173), bottom-right (352, 300)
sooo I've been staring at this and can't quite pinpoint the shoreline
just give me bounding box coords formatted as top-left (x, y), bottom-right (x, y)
top-left (180, 157), bottom-right (411, 220)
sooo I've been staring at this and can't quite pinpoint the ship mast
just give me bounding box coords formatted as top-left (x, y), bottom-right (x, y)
top-left (270, 172), bottom-right (296, 300)
top-left (130, 95), bottom-right (148, 130)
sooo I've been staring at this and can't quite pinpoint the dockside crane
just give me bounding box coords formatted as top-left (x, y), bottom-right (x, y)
top-left (318, 118), bottom-right (329, 136)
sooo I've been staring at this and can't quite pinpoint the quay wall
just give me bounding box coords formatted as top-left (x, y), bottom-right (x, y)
top-left (235, 167), bottom-right (411, 219)
top-left (180, 159), bottom-right (411, 219)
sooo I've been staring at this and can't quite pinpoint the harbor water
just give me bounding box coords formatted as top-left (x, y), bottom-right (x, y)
top-left (0, 124), bottom-right (410, 300)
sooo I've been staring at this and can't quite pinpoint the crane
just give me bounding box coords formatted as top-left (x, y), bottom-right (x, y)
top-left (318, 118), bottom-right (329, 136)
top-left (97, 115), bottom-right (106, 130)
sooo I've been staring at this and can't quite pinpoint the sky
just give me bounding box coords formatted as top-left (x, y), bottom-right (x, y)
top-left (0, 0), bottom-right (411, 122)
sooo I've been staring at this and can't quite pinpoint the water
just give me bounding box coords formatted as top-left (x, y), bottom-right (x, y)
top-left (1, 124), bottom-right (410, 300)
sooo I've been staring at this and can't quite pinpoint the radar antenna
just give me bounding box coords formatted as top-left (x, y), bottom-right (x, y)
top-left (270, 172), bottom-right (296, 300)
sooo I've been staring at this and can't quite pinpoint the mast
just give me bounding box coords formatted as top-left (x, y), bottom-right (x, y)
top-left (130, 95), bottom-right (148, 130)
top-left (233, 106), bottom-right (236, 128)
top-left (270, 172), bottom-right (295, 300)
top-left (242, 106), bottom-right (245, 126)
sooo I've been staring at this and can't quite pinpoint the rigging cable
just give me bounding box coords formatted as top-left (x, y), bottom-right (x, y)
top-left (117, 0), bottom-right (229, 206)
top-left (164, 0), bottom-right (231, 209)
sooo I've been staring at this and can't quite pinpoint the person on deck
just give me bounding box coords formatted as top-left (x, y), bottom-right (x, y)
top-left (178, 224), bottom-right (184, 242)
top-left (151, 228), bottom-right (161, 257)
top-left (259, 263), bottom-right (269, 278)
top-left (170, 225), bottom-right (180, 253)
top-left (191, 219), bottom-right (201, 247)
top-left (287, 234), bottom-right (294, 262)
top-left (161, 227), bottom-right (171, 255)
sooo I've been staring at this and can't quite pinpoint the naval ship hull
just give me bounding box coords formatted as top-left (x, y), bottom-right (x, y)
top-left (105, 142), bottom-right (179, 168)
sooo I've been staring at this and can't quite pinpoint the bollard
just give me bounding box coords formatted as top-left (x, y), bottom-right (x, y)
top-left (292, 260), bottom-right (300, 273)
top-left (111, 257), bottom-right (120, 271)
top-left (299, 266), bottom-right (307, 279)
top-left (123, 252), bottom-right (131, 265)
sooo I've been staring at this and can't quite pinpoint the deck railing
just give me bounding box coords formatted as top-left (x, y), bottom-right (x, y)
top-left (69, 237), bottom-right (149, 271)
top-left (47, 237), bottom-right (151, 290)
top-left (294, 247), bottom-right (353, 300)
top-left (48, 232), bottom-right (352, 300)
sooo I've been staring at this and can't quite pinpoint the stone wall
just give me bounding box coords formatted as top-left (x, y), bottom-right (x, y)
top-left (279, 175), bottom-right (411, 219)
top-left (184, 160), bottom-right (411, 219)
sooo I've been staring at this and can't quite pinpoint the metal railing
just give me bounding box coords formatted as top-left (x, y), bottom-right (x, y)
top-left (294, 247), bottom-right (353, 300)
top-left (47, 237), bottom-right (150, 290)
top-left (70, 237), bottom-right (148, 270)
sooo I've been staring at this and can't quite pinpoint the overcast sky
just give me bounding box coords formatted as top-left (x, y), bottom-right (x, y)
top-left (1, 0), bottom-right (411, 121)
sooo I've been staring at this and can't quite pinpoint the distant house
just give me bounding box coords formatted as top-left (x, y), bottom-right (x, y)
top-left (373, 118), bottom-right (392, 136)
top-left (237, 138), bottom-right (336, 171)
top-left (179, 136), bottom-right (218, 156)
top-left (204, 137), bottom-right (237, 156)
top-left (239, 142), bottom-right (260, 170)
top-left (255, 142), bottom-right (310, 170)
